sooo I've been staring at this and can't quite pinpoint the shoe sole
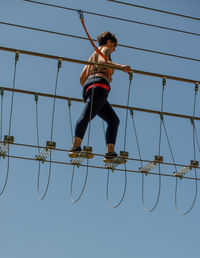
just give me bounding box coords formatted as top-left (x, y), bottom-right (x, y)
top-left (69, 152), bottom-right (94, 159)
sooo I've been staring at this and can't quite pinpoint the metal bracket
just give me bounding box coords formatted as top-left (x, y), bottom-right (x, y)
top-left (70, 146), bottom-right (94, 168)
top-left (35, 141), bottom-right (56, 163)
top-left (174, 160), bottom-right (199, 179)
top-left (0, 135), bottom-right (14, 159)
top-left (105, 151), bottom-right (128, 172)
top-left (139, 155), bottom-right (163, 176)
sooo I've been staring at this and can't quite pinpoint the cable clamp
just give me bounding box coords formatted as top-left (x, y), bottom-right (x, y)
top-left (0, 87), bottom-right (4, 96)
top-left (190, 118), bottom-right (194, 125)
top-left (58, 58), bottom-right (62, 69)
top-left (77, 9), bottom-right (84, 20)
top-left (15, 51), bottom-right (20, 62)
top-left (68, 98), bottom-right (71, 107)
top-left (129, 72), bottom-right (133, 82)
top-left (34, 93), bottom-right (38, 103)
top-left (129, 108), bottom-right (134, 117)
top-left (195, 82), bottom-right (199, 93)
top-left (160, 113), bottom-right (163, 120)
top-left (162, 77), bottom-right (166, 87)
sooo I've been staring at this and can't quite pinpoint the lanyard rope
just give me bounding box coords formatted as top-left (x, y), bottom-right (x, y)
top-left (77, 10), bottom-right (112, 82)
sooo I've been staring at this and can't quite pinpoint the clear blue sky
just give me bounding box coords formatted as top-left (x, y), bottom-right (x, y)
top-left (0, 0), bottom-right (200, 257)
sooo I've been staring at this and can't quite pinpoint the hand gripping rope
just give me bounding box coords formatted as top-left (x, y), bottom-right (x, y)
top-left (68, 66), bottom-right (98, 204)
top-left (105, 72), bottom-right (133, 208)
top-left (35, 59), bottom-right (62, 200)
top-left (173, 83), bottom-right (199, 215)
top-left (0, 51), bottom-right (19, 195)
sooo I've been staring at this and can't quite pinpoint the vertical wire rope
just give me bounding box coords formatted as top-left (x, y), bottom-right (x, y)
top-left (37, 59), bottom-right (62, 200)
top-left (141, 78), bottom-right (166, 212)
top-left (70, 67), bottom-right (97, 203)
top-left (0, 52), bottom-right (19, 195)
top-left (106, 72), bottom-right (133, 208)
top-left (0, 88), bottom-right (4, 142)
top-left (175, 84), bottom-right (198, 215)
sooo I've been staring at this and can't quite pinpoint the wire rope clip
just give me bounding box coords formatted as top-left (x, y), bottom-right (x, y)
top-left (139, 155), bottom-right (163, 176)
top-left (70, 146), bottom-right (94, 168)
top-left (173, 160), bottom-right (199, 179)
top-left (77, 9), bottom-right (84, 20)
top-left (35, 141), bottom-right (56, 163)
top-left (105, 151), bottom-right (128, 172)
top-left (0, 135), bottom-right (14, 159)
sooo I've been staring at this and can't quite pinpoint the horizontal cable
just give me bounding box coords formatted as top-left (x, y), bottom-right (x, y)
top-left (5, 152), bottom-right (200, 181)
top-left (0, 45), bottom-right (199, 84)
top-left (10, 141), bottom-right (200, 169)
top-left (1, 21), bottom-right (200, 63)
top-left (23, 0), bottom-right (200, 37)
top-left (107, 0), bottom-right (200, 21)
top-left (1, 85), bottom-right (200, 121)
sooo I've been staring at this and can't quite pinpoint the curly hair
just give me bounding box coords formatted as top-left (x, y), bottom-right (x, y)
top-left (97, 31), bottom-right (118, 46)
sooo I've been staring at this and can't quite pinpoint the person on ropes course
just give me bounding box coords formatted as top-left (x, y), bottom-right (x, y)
top-left (69, 31), bottom-right (131, 161)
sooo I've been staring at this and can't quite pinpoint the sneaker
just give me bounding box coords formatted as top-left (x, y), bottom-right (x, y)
top-left (69, 147), bottom-right (82, 158)
top-left (104, 152), bottom-right (118, 163)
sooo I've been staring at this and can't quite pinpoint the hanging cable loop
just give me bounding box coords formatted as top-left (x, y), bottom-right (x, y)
top-left (0, 52), bottom-right (19, 195)
top-left (106, 72), bottom-right (133, 208)
top-left (36, 60), bottom-right (61, 200)
top-left (141, 77), bottom-right (169, 212)
top-left (174, 83), bottom-right (198, 215)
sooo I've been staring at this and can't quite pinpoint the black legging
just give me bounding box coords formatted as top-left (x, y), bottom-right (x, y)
top-left (75, 77), bottom-right (119, 145)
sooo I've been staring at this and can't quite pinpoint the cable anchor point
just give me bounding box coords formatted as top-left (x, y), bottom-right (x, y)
top-left (162, 76), bottom-right (166, 87)
top-left (129, 72), bottom-right (133, 82)
top-left (15, 51), bottom-right (19, 63)
top-left (195, 82), bottom-right (199, 93)
top-left (77, 9), bottom-right (84, 20)
top-left (58, 58), bottom-right (62, 69)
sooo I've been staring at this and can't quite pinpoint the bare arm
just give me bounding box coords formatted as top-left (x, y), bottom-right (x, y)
top-left (100, 47), bottom-right (131, 73)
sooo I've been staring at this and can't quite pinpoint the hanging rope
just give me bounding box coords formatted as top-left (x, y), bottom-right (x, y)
top-left (70, 66), bottom-right (97, 204)
top-left (175, 83), bottom-right (198, 215)
top-left (0, 52), bottom-right (19, 195)
top-left (141, 77), bottom-right (167, 212)
top-left (106, 72), bottom-right (133, 208)
top-left (0, 88), bottom-right (4, 142)
top-left (36, 59), bottom-right (62, 200)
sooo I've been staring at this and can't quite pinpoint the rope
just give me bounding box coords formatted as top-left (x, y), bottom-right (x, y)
top-left (141, 78), bottom-right (167, 212)
top-left (0, 52), bottom-right (19, 195)
top-left (67, 99), bottom-right (73, 144)
top-left (175, 83), bottom-right (198, 215)
top-left (23, 1), bottom-right (200, 36)
top-left (70, 67), bottom-right (97, 204)
top-left (0, 88), bottom-right (4, 141)
top-left (107, 0), bottom-right (200, 21)
top-left (2, 22), bottom-right (200, 64)
top-left (36, 59), bottom-right (62, 200)
top-left (106, 72), bottom-right (133, 208)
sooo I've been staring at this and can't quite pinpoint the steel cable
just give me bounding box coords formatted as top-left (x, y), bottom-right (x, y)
top-left (106, 73), bottom-right (133, 208)
top-left (0, 52), bottom-right (19, 195)
top-left (36, 59), bottom-right (62, 200)
top-left (23, 0), bottom-right (200, 37)
top-left (175, 84), bottom-right (198, 215)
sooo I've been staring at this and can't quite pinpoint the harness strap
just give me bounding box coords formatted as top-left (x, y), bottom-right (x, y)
top-left (86, 83), bottom-right (110, 93)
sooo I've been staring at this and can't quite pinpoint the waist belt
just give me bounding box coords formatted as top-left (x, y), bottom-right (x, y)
top-left (85, 83), bottom-right (110, 93)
